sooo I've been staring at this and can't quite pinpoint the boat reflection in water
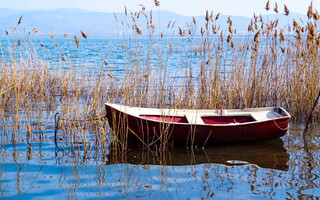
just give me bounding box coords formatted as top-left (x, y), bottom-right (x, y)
top-left (107, 138), bottom-right (289, 171)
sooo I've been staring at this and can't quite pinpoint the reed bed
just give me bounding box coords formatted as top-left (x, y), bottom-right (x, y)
top-left (0, 3), bottom-right (320, 156)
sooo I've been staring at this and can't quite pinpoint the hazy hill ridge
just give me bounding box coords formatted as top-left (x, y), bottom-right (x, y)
top-left (0, 8), bottom-right (307, 36)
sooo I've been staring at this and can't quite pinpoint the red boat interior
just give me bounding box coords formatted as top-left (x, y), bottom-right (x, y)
top-left (201, 116), bottom-right (256, 124)
top-left (139, 115), bottom-right (256, 124)
top-left (139, 115), bottom-right (189, 123)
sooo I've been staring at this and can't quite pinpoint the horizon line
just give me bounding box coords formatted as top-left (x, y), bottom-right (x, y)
top-left (0, 7), bottom-right (308, 18)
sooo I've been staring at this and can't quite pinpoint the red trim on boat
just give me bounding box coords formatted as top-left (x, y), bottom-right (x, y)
top-left (139, 115), bottom-right (189, 123)
top-left (201, 116), bottom-right (256, 125)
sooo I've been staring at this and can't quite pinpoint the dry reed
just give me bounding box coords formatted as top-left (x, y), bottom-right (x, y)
top-left (0, 3), bottom-right (320, 156)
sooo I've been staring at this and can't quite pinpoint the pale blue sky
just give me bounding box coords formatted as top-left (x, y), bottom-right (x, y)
top-left (0, 0), bottom-right (318, 17)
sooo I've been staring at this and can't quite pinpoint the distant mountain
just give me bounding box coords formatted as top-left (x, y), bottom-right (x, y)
top-left (0, 8), bottom-right (308, 37)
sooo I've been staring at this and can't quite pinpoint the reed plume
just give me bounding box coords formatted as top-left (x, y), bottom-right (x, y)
top-left (284, 4), bottom-right (290, 16)
top-left (215, 13), bottom-right (220, 20)
top-left (274, 3), bottom-right (279, 13)
top-left (154, 0), bottom-right (160, 6)
top-left (81, 30), bottom-right (88, 39)
top-left (265, 0), bottom-right (270, 11)
top-left (74, 35), bottom-right (79, 48)
top-left (18, 16), bottom-right (22, 25)
top-left (60, 56), bottom-right (66, 61)
top-left (178, 26), bottom-right (186, 36)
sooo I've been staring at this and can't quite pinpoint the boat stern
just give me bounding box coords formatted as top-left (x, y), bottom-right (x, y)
top-left (275, 107), bottom-right (291, 118)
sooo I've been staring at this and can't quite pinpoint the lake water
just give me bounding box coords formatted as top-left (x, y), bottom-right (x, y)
top-left (0, 36), bottom-right (247, 82)
top-left (0, 37), bottom-right (320, 199)
top-left (1, 126), bottom-right (320, 199)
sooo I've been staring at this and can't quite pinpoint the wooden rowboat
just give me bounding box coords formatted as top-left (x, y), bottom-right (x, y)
top-left (105, 103), bottom-right (291, 145)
